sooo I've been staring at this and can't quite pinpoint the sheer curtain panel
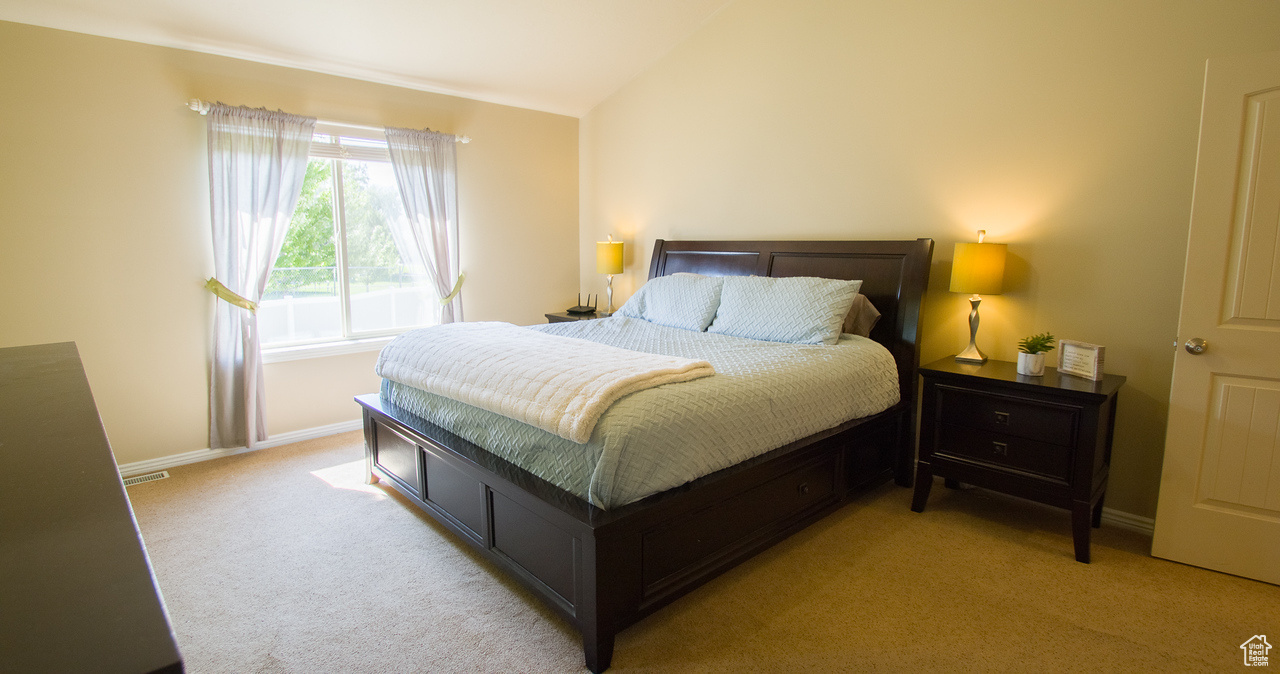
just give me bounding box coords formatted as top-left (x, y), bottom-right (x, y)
top-left (385, 127), bottom-right (463, 322)
top-left (207, 104), bottom-right (315, 449)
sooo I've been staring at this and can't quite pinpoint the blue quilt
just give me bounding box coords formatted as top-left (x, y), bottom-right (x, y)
top-left (379, 316), bottom-right (899, 508)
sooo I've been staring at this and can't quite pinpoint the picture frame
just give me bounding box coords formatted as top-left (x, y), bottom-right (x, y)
top-left (1057, 339), bottom-right (1105, 381)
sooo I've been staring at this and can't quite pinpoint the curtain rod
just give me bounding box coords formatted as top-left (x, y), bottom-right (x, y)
top-left (186, 99), bottom-right (471, 143)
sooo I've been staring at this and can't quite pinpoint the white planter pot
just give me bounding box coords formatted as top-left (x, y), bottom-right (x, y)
top-left (1017, 351), bottom-right (1046, 376)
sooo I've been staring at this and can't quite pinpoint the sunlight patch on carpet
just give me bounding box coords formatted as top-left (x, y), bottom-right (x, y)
top-left (311, 460), bottom-right (386, 498)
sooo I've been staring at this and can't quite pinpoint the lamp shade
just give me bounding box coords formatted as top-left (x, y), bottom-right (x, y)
top-left (949, 242), bottom-right (1006, 295)
top-left (597, 240), bottom-right (624, 275)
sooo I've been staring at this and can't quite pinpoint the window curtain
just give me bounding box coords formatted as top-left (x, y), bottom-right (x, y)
top-left (384, 127), bottom-right (463, 323)
top-left (207, 104), bottom-right (316, 449)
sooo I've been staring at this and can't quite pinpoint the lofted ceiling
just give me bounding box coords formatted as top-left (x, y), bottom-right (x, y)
top-left (0, 0), bottom-right (732, 117)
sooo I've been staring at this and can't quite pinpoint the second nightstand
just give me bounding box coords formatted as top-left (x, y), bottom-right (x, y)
top-left (911, 357), bottom-right (1125, 563)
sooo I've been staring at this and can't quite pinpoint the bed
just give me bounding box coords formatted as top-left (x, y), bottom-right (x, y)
top-left (357, 238), bottom-right (934, 672)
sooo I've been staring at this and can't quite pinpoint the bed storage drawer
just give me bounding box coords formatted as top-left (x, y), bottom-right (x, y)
top-left (423, 450), bottom-right (486, 542)
top-left (490, 492), bottom-right (577, 607)
top-left (373, 421), bottom-right (421, 496)
top-left (640, 454), bottom-right (839, 597)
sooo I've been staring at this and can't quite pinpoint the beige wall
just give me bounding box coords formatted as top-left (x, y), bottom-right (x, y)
top-left (579, 0), bottom-right (1280, 518)
top-left (0, 21), bottom-right (579, 465)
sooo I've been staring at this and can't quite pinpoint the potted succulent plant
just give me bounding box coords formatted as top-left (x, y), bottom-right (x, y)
top-left (1017, 332), bottom-right (1055, 376)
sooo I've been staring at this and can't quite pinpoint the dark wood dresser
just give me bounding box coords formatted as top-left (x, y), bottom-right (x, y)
top-left (911, 357), bottom-right (1125, 563)
top-left (0, 342), bottom-right (183, 673)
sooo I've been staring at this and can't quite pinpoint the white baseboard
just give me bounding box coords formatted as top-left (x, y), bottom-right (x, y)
top-left (117, 419), bottom-right (364, 477)
top-left (1100, 507), bottom-right (1155, 536)
top-left (963, 483), bottom-right (1155, 537)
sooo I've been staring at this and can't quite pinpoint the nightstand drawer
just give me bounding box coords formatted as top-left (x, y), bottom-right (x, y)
top-left (935, 423), bottom-right (1072, 481)
top-left (937, 386), bottom-right (1077, 446)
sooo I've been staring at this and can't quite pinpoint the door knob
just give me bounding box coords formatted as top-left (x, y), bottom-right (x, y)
top-left (1185, 337), bottom-right (1207, 355)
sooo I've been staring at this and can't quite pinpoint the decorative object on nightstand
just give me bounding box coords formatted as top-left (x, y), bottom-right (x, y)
top-left (950, 230), bottom-right (1007, 363)
top-left (1057, 339), bottom-right (1105, 381)
top-left (597, 235), bottom-right (625, 314)
top-left (1016, 332), bottom-right (1055, 376)
top-left (910, 356), bottom-right (1125, 563)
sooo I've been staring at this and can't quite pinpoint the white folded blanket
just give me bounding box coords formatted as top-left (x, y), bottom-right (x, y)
top-left (375, 321), bottom-right (715, 443)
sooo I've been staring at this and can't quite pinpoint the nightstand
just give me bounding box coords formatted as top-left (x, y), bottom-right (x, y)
top-left (545, 311), bottom-right (611, 323)
top-left (911, 357), bottom-right (1125, 563)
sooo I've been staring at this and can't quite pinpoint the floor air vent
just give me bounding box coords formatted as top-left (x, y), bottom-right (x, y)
top-left (123, 471), bottom-right (170, 487)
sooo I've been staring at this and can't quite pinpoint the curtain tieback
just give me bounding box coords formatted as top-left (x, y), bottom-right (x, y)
top-left (440, 272), bottom-right (465, 305)
top-left (205, 278), bottom-right (258, 313)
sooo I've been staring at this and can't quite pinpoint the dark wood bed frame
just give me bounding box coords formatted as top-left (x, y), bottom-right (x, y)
top-left (356, 238), bottom-right (934, 672)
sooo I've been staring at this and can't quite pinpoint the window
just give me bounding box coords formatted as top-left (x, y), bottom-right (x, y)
top-left (259, 123), bottom-right (438, 348)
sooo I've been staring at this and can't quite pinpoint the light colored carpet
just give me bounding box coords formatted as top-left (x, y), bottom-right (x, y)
top-left (127, 432), bottom-right (1278, 673)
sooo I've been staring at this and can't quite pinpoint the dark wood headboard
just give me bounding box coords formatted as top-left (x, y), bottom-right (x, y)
top-left (648, 238), bottom-right (935, 406)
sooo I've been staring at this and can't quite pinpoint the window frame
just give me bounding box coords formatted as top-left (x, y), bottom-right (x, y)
top-left (261, 122), bottom-right (435, 359)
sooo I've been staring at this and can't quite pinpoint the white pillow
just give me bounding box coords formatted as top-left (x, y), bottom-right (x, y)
top-left (615, 273), bottom-right (724, 332)
top-left (708, 276), bottom-right (863, 345)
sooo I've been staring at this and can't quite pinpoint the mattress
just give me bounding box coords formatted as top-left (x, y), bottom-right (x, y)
top-left (379, 316), bottom-right (900, 509)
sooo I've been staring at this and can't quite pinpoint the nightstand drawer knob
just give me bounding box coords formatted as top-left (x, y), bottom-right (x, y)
top-left (797, 482), bottom-right (810, 496)
top-left (992, 441), bottom-right (1008, 456)
top-left (994, 411), bottom-right (1009, 424)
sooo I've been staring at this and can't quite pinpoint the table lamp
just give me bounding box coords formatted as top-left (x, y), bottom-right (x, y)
top-left (950, 230), bottom-right (1006, 363)
top-left (597, 235), bottom-right (625, 314)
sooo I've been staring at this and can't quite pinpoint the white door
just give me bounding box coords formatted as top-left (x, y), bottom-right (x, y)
top-left (1152, 49), bottom-right (1280, 585)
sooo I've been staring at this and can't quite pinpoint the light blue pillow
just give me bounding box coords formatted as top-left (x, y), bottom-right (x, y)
top-left (616, 273), bottom-right (724, 332)
top-left (708, 276), bottom-right (863, 345)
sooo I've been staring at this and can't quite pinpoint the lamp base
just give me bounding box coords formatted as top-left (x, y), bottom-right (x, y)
top-left (955, 344), bottom-right (988, 363)
top-left (955, 295), bottom-right (988, 363)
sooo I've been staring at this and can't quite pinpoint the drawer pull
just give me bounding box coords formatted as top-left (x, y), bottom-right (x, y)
top-left (797, 482), bottom-right (811, 496)
top-left (992, 441), bottom-right (1008, 456)
top-left (994, 411), bottom-right (1010, 425)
